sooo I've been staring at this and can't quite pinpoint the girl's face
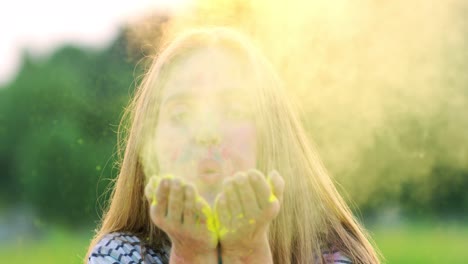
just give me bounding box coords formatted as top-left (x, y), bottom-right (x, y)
top-left (155, 47), bottom-right (257, 204)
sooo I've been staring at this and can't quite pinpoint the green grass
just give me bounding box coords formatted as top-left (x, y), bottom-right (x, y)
top-left (371, 221), bottom-right (468, 263)
top-left (1, 222), bottom-right (467, 263)
top-left (1, 227), bottom-right (92, 264)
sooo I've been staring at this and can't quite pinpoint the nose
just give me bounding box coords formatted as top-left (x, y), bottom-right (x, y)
top-left (194, 124), bottom-right (221, 147)
top-left (193, 106), bottom-right (222, 146)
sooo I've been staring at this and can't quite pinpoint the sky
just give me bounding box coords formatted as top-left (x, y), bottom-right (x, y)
top-left (0, 0), bottom-right (190, 86)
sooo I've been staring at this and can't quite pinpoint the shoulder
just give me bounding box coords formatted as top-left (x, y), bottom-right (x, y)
top-left (322, 249), bottom-right (352, 264)
top-left (87, 232), bottom-right (169, 264)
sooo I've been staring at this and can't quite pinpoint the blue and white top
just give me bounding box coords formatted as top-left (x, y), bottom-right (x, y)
top-left (88, 232), bottom-right (352, 264)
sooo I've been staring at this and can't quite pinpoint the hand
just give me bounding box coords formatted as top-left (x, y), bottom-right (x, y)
top-left (144, 176), bottom-right (218, 262)
top-left (214, 169), bottom-right (285, 263)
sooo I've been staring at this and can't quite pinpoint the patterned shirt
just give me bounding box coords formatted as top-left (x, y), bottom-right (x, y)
top-left (88, 232), bottom-right (352, 264)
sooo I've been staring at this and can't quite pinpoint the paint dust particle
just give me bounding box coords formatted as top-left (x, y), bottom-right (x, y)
top-left (218, 226), bottom-right (229, 237)
top-left (269, 193), bottom-right (277, 203)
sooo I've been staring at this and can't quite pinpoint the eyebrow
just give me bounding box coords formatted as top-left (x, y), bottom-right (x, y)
top-left (162, 92), bottom-right (196, 106)
top-left (162, 89), bottom-right (248, 106)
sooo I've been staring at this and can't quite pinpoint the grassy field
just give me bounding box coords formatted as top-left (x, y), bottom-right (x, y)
top-left (1, 222), bottom-right (467, 263)
top-left (0, 227), bottom-right (92, 264)
top-left (371, 221), bottom-right (468, 263)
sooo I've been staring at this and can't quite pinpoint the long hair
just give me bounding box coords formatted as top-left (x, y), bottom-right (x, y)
top-left (85, 27), bottom-right (381, 264)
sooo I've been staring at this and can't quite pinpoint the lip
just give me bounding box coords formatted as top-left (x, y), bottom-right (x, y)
top-left (198, 158), bottom-right (222, 184)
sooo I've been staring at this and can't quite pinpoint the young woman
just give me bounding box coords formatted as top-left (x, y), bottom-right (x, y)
top-left (85, 27), bottom-right (381, 264)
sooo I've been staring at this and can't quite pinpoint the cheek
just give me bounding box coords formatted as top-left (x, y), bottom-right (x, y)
top-left (221, 124), bottom-right (257, 169)
top-left (155, 124), bottom-right (190, 169)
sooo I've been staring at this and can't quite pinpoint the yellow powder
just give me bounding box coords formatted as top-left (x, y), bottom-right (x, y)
top-left (151, 193), bottom-right (157, 206)
top-left (267, 175), bottom-right (278, 203)
top-left (197, 195), bottom-right (218, 236)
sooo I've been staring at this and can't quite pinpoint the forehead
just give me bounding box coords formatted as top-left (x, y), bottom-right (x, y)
top-left (161, 47), bottom-right (256, 103)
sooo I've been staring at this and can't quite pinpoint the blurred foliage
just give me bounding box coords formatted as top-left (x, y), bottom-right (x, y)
top-left (401, 165), bottom-right (468, 217)
top-left (0, 34), bottom-right (135, 226)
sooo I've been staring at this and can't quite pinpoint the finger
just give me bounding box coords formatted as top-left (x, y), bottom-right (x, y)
top-left (151, 178), bottom-right (170, 224)
top-left (195, 201), bottom-right (204, 226)
top-left (144, 181), bottom-right (153, 204)
top-left (183, 184), bottom-right (196, 226)
top-left (145, 176), bottom-right (160, 204)
top-left (195, 197), bottom-right (209, 227)
top-left (214, 193), bottom-right (230, 237)
top-left (234, 172), bottom-right (259, 218)
top-left (215, 193), bottom-right (231, 223)
top-left (247, 169), bottom-right (271, 210)
top-left (224, 179), bottom-right (243, 224)
top-left (269, 170), bottom-right (285, 203)
top-left (167, 178), bottom-right (184, 223)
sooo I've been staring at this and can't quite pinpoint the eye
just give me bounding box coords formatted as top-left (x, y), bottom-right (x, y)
top-left (171, 111), bottom-right (188, 123)
top-left (168, 104), bottom-right (191, 124)
top-left (225, 105), bottom-right (250, 119)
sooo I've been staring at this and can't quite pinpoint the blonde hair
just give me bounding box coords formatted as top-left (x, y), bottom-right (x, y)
top-left (85, 27), bottom-right (381, 264)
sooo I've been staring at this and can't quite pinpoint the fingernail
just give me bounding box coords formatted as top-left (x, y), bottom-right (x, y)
top-left (173, 181), bottom-right (180, 190)
top-left (248, 172), bottom-right (257, 181)
top-left (162, 179), bottom-right (169, 188)
top-left (269, 170), bottom-right (277, 178)
top-left (236, 177), bottom-right (243, 184)
top-left (236, 174), bottom-right (246, 184)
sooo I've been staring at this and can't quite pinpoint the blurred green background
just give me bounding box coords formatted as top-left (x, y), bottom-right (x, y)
top-left (1, 2), bottom-right (468, 263)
